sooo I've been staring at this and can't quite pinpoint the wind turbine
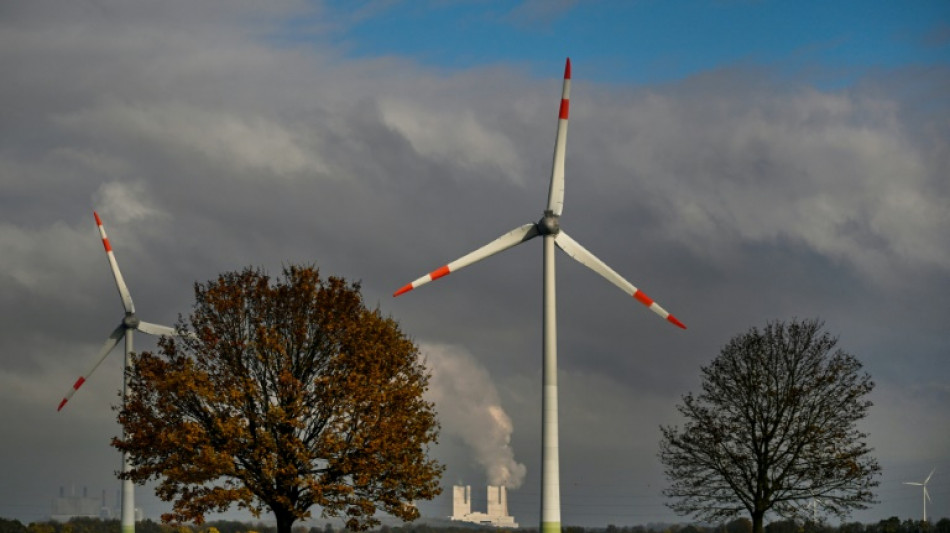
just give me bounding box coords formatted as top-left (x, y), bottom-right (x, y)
top-left (58, 211), bottom-right (180, 533)
top-left (393, 58), bottom-right (685, 533)
top-left (904, 468), bottom-right (935, 523)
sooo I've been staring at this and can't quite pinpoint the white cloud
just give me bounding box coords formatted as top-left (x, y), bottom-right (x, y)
top-left (93, 181), bottom-right (164, 224)
top-left (590, 84), bottom-right (949, 285)
top-left (0, 221), bottom-right (98, 297)
top-left (55, 102), bottom-right (327, 178)
top-left (379, 99), bottom-right (526, 182)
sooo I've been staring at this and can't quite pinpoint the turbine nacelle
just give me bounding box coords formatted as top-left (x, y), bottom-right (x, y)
top-left (537, 211), bottom-right (561, 236)
top-left (123, 314), bottom-right (141, 330)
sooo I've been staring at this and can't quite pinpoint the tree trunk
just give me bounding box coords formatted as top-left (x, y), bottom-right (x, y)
top-left (274, 508), bottom-right (296, 533)
top-left (752, 511), bottom-right (765, 533)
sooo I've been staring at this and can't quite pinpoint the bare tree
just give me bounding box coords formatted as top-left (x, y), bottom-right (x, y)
top-left (659, 319), bottom-right (880, 533)
top-left (114, 266), bottom-right (443, 533)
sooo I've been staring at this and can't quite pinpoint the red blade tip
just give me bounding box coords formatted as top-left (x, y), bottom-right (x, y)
top-left (668, 315), bottom-right (687, 329)
top-left (94, 211), bottom-right (102, 225)
top-left (564, 58), bottom-right (571, 79)
top-left (393, 284), bottom-right (413, 297)
top-left (57, 399), bottom-right (68, 411)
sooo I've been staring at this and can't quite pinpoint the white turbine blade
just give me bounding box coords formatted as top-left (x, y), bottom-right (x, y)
top-left (924, 468), bottom-right (935, 484)
top-left (555, 231), bottom-right (686, 329)
top-left (58, 324), bottom-right (125, 411)
top-left (94, 211), bottom-right (135, 314)
top-left (394, 223), bottom-right (540, 296)
top-left (136, 321), bottom-right (177, 337)
top-left (925, 487), bottom-right (931, 502)
top-left (545, 58), bottom-right (571, 217)
top-left (905, 482), bottom-right (924, 486)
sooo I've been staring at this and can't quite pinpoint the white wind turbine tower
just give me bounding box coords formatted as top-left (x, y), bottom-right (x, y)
top-left (904, 468), bottom-right (935, 523)
top-left (58, 211), bottom-right (181, 533)
top-left (393, 58), bottom-right (686, 533)
top-left (810, 497), bottom-right (822, 522)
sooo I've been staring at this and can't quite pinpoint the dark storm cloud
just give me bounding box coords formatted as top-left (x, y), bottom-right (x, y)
top-left (1, 1), bottom-right (946, 527)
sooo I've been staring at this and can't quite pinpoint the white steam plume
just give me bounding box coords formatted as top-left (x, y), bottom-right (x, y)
top-left (421, 342), bottom-right (527, 489)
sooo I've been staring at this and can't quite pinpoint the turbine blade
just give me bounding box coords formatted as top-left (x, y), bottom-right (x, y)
top-left (394, 223), bottom-right (540, 296)
top-left (925, 469), bottom-right (934, 484)
top-left (94, 212), bottom-right (135, 315)
top-left (545, 57), bottom-right (571, 217)
top-left (925, 487), bottom-right (931, 502)
top-left (555, 231), bottom-right (686, 329)
top-left (57, 324), bottom-right (125, 411)
top-left (136, 321), bottom-right (177, 337)
top-left (904, 482), bottom-right (924, 486)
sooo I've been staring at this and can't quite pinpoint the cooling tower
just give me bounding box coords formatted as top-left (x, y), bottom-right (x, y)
top-left (449, 484), bottom-right (517, 527)
top-left (452, 485), bottom-right (471, 518)
top-left (487, 485), bottom-right (507, 517)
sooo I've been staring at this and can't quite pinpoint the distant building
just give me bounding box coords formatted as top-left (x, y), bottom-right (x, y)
top-left (449, 485), bottom-right (518, 528)
top-left (50, 486), bottom-right (141, 522)
top-left (453, 486), bottom-right (471, 517)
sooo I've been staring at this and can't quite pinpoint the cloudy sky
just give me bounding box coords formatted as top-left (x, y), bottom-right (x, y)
top-left (1, 0), bottom-right (948, 528)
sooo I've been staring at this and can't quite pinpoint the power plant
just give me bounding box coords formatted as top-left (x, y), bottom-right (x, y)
top-left (450, 485), bottom-right (518, 528)
top-left (50, 485), bottom-right (142, 522)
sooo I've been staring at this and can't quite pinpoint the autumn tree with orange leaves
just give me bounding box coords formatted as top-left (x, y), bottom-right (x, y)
top-left (113, 266), bottom-right (443, 533)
